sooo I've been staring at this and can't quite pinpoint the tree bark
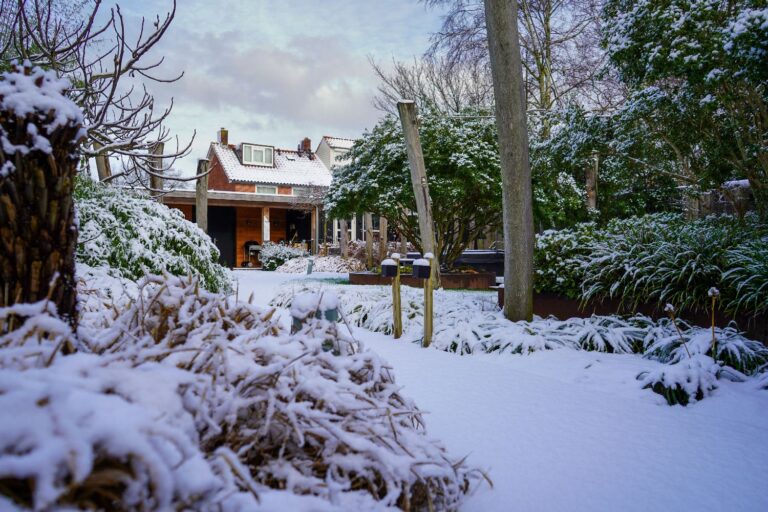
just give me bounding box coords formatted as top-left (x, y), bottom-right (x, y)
top-left (195, 159), bottom-right (209, 233)
top-left (364, 212), bottom-right (374, 269)
top-left (339, 219), bottom-right (349, 258)
top-left (397, 100), bottom-right (440, 288)
top-left (0, 65), bottom-right (84, 328)
top-left (378, 216), bottom-right (388, 262)
top-left (485, 0), bottom-right (535, 321)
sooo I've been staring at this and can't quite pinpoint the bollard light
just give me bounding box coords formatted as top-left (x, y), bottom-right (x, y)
top-left (381, 258), bottom-right (398, 277)
top-left (412, 257), bottom-right (431, 279)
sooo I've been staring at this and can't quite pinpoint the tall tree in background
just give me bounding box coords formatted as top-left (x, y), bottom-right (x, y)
top-left (0, 0), bottom-right (193, 191)
top-left (484, 0), bottom-right (534, 321)
top-left (423, 0), bottom-right (624, 122)
top-left (370, 55), bottom-right (494, 114)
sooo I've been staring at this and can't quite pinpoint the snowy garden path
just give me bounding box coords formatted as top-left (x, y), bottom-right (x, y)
top-left (235, 271), bottom-right (768, 512)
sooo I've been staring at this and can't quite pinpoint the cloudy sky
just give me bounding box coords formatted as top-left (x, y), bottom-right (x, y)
top-left (115, 0), bottom-right (447, 176)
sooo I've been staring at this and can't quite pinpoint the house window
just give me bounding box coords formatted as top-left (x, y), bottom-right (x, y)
top-left (256, 185), bottom-right (277, 195)
top-left (242, 144), bottom-right (274, 166)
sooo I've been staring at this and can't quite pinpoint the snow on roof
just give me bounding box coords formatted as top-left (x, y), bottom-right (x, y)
top-left (321, 135), bottom-right (356, 151)
top-left (210, 143), bottom-right (331, 187)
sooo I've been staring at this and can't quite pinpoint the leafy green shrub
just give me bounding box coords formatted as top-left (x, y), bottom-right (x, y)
top-left (74, 178), bottom-right (232, 292)
top-left (722, 236), bottom-right (768, 317)
top-left (637, 355), bottom-right (720, 406)
top-left (534, 222), bottom-right (600, 298)
top-left (260, 242), bottom-right (308, 271)
top-left (534, 213), bottom-right (768, 317)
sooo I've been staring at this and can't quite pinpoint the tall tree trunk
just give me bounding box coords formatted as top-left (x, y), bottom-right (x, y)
top-left (364, 212), bottom-right (374, 269)
top-left (339, 219), bottom-right (349, 258)
top-left (485, 0), bottom-right (535, 321)
top-left (378, 216), bottom-right (388, 262)
top-left (0, 65), bottom-right (84, 327)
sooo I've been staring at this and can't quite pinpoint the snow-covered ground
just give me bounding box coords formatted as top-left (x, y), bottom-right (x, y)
top-left (237, 270), bottom-right (768, 512)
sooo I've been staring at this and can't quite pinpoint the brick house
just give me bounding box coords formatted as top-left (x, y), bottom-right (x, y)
top-left (163, 129), bottom-right (332, 268)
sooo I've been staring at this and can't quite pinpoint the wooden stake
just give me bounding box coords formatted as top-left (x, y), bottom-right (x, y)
top-left (392, 254), bottom-right (403, 339)
top-left (364, 212), bottom-right (374, 269)
top-left (423, 255), bottom-right (434, 347)
top-left (195, 159), bottom-right (209, 233)
top-left (397, 100), bottom-right (440, 289)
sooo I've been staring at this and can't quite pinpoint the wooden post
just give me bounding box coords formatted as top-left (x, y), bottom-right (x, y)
top-left (149, 141), bottom-right (164, 196)
top-left (339, 218), bottom-right (349, 258)
top-left (423, 254), bottom-right (434, 347)
top-left (364, 212), bottom-right (374, 269)
top-left (397, 100), bottom-right (440, 288)
top-left (311, 207), bottom-right (319, 255)
top-left (93, 141), bottom-right (112, 181)
top-left (378, 216), bottom-right (388, 262)
top-left (195, 159), bottom-right (209, 233)
top-left (586, 152), bottom-right (598, 210)
top-left (392, 253), bottom-right (403, 339)
top-left (263, 207), bottom-right (271, 243)
top-left (485, 0), bottom-right (535, 321)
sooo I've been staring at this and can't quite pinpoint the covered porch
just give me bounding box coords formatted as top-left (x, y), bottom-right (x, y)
top-left (163, 190), bottom-right (318, 268)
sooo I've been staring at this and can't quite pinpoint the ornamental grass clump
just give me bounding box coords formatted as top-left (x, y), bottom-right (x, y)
top-left (0, 273), bottom-right (484, 510)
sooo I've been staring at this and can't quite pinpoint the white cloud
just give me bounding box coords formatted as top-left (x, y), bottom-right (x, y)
top-left (115, 0), bottom-right (445, 174)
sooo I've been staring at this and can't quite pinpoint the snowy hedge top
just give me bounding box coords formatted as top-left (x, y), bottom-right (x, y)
top-left (0, 62), bottom-right (85, 157)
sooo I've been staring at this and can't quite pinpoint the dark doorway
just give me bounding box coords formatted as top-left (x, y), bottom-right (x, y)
top-left (208, 206), bottom-right (236, 267)
top-left (287, 210), bottom-right (312, 244)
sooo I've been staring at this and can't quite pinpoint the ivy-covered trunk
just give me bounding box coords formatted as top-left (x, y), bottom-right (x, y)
top-left (0, 64), bottom-right (84, 328)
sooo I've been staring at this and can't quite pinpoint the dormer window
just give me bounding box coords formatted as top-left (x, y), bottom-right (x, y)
top-left (242, 144), bottom-right (274, 166)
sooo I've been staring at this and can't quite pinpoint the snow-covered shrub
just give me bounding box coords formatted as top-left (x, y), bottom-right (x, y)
top-left (535, 213), bottom-right (768, 317)
top-left (722, 235), bottom-right (768, 317)
top-left (642, 318), bottom-right (768, 375)
top-left (272, 281), bottom-right (766, 368)
top-left (0, 356), bottom-right (233, 510)
top-left (259, 241), bottom-right (308, 271)
top-left (581, 214), bottom-right (754, 313)
top-left (276, 256), bottom-right (365, 273)
top-left (637, 355), bottom-right (721, 406)
top-left (0, 273), bottom-right (484, 510)
top-left (74, 178), bottom-right (232, 292)
top-left (534, 222), bottom-right (599, 298)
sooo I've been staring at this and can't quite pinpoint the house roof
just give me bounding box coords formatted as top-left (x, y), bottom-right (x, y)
top-left (320, 135), bottom-right (355, 151)
top-left (209, 143), bottom-right (332, 187)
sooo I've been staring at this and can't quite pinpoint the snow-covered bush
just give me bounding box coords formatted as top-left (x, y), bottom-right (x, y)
top-left (259, 242), bottom-right (308, 271)
top-left (722, 235), bottom-right (768, 317)
top-left (637, 354), bottom-right (721, 406)
top-left (534, 221), bottom-right (599, 298)
top-left (74, 178), bottom-right (232, 292)
top-left (0, 273), bottom-right (483, 510)
top-left (534, 213), bottom-right (768, 317)
top-left (276, 256), bottom-right (365, 273)
top-left (273, 281), bottom-right (768, 407)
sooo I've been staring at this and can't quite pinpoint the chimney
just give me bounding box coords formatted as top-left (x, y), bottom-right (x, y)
top-left (218, 127), bottom-right (228, 146)
top-left (301, 137), bottom-right (311, 154)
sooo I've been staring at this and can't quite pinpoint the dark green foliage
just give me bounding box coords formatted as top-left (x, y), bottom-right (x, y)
top-left (74, 177), bottom-right (232, 292)
top-left (535, 213), bottom-right (768, 316)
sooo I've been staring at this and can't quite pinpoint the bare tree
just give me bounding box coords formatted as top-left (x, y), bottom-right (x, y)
top-left (371, 55), bottom-right (494, 114)
top-left (485, 0), bottom-right (535, 321)
top-left (423, 0), bottom-right (625, 120)
top-left (1, 0), bottom-right (194, 191)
